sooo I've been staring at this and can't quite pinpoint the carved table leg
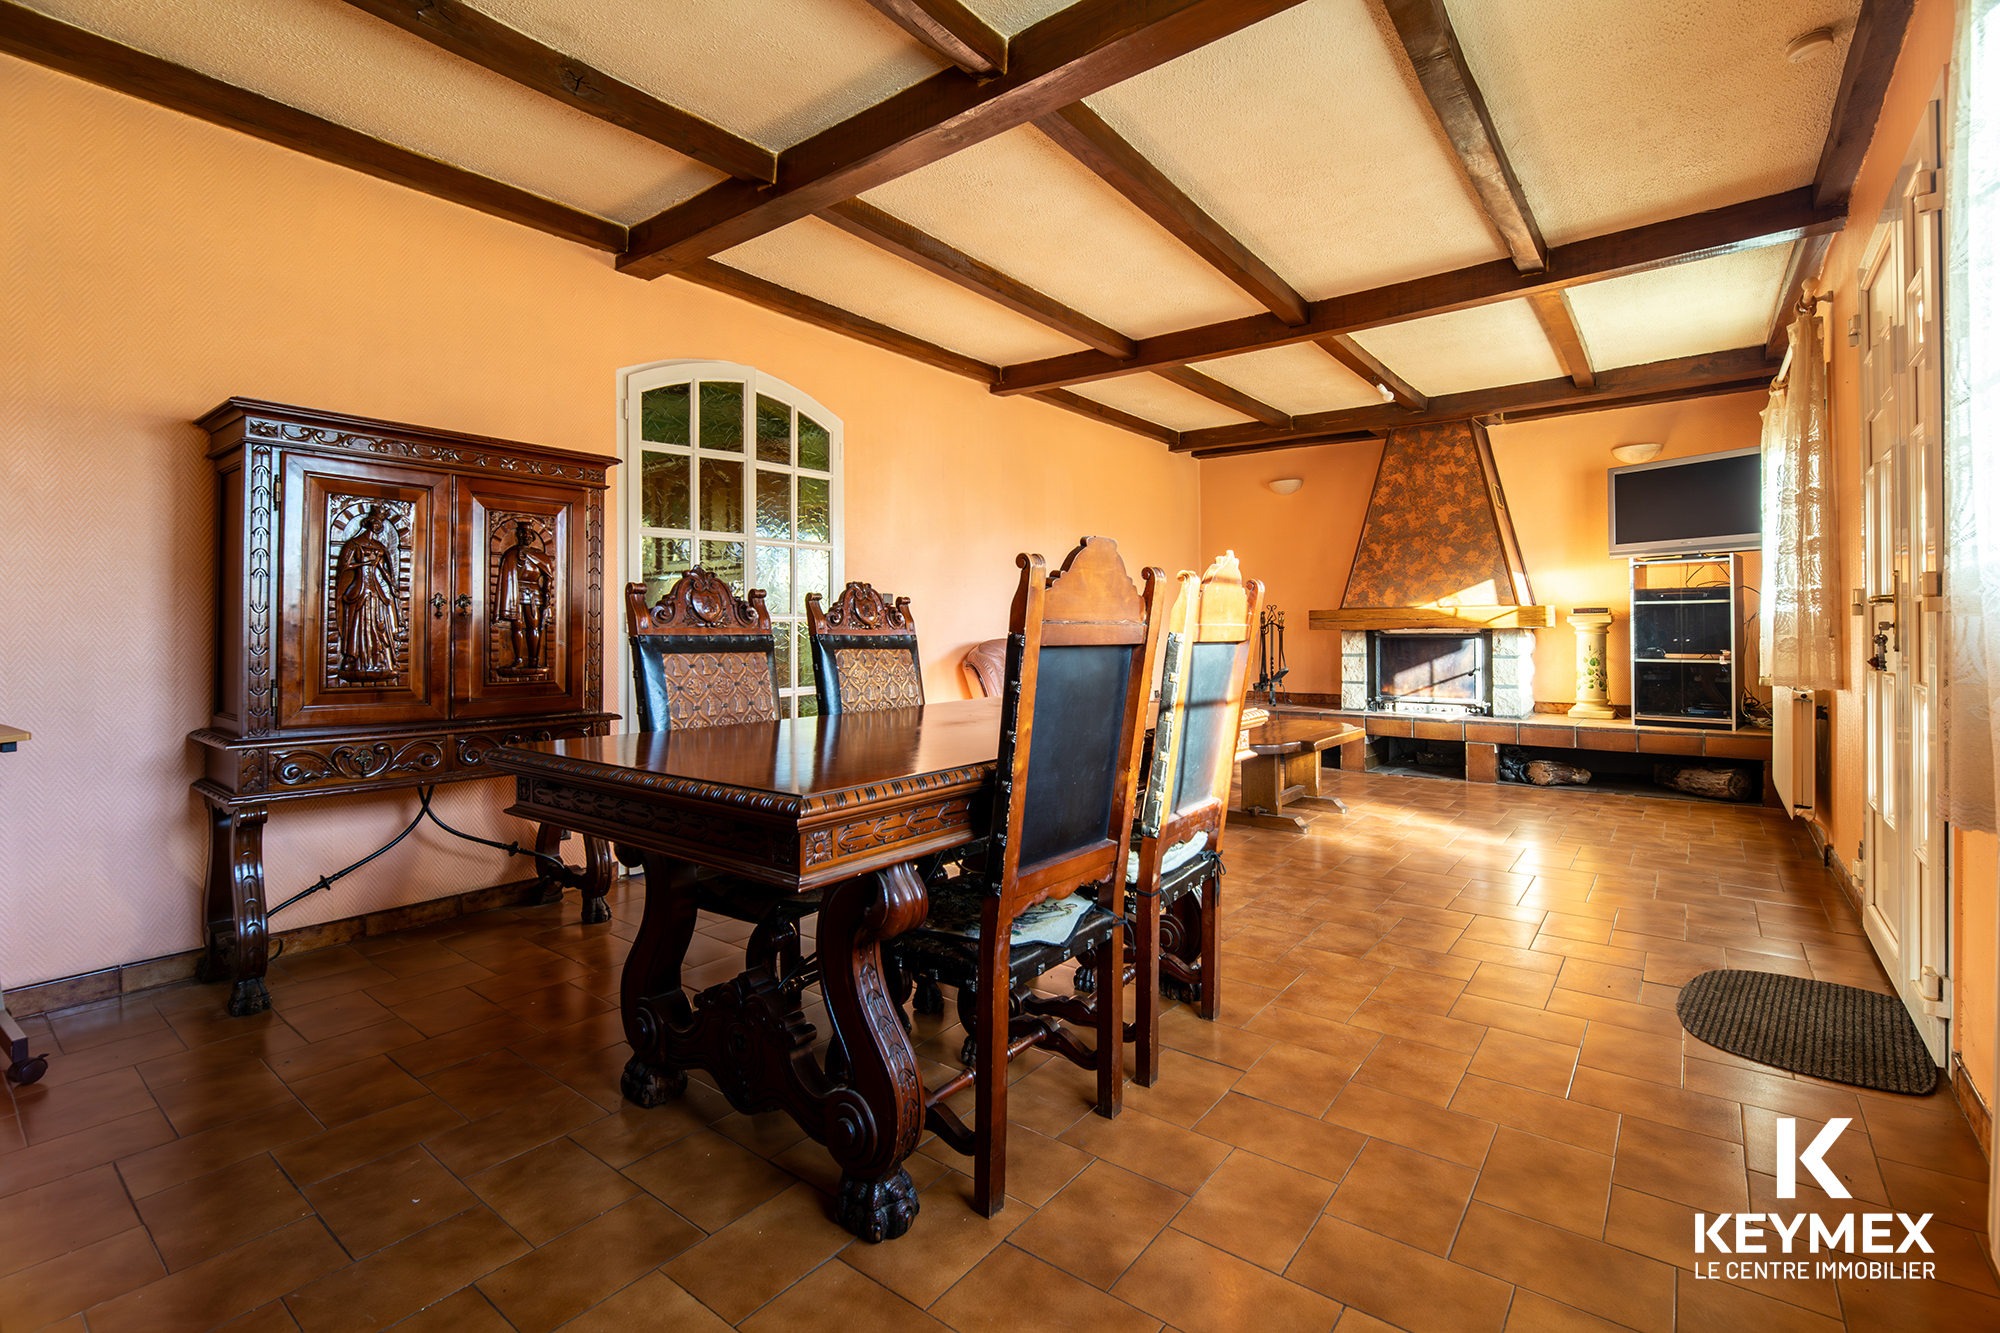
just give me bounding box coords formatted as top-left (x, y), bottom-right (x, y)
top-left (818, 863), bottom-right (928, 1242)
top-left (620, 852), bottom-right (701, 1107)
top-left (580, 835), bottom-right (613, 925)
top-left (197, 800), bottom-right (271, 1017)
top-left (532, 824), bottom-right (566, 906)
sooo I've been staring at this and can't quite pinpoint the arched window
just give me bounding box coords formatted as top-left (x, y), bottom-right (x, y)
top-left (618, 360), bottom-right (844, 720)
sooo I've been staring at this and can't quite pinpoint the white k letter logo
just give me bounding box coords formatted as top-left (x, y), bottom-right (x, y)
top-left (1776, 1117), bottom-right (1852, 1199)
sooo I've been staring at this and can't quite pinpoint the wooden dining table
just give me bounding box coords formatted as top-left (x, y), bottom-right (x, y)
top-left (487, 697), bottom-right (1003, 1243)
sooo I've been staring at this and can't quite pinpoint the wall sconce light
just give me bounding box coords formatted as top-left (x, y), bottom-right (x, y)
top-left (1269, 477), bottom-right (1303, 495)
top-left (1610, 443), bottom-right (1663, 464)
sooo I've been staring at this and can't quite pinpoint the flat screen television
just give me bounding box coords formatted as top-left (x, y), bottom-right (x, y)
top-left (1607, 446), bottom-right (1762, 557)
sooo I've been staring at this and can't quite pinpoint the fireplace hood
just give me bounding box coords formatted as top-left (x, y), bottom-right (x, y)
top-left (1309, 419), bottom-right (1552, 633)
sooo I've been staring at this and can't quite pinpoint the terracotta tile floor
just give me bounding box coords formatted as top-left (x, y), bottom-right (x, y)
top-left (4, 769), bottom-right (1997, 1331)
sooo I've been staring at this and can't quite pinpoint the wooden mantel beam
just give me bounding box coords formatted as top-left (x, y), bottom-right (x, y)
top-left (1176, 345), bottom-right (1778, 456)
top-left (994, 189), bottom-right (1842, 396)
top-left (820, 201), bottom-right (1135, 358)
top-left (1033, 102), bottom-right (1309, 325)
top-left (338, 0), bottom-right (776, 182)
top-left (1379, 0), bottom-right (1546, 273)
top-left (618, 0), bottom-right (1309, 278)
top-left (0, 2), bottom-right (625, 251)
top-left (861, 0), bottom-right (1007, 77)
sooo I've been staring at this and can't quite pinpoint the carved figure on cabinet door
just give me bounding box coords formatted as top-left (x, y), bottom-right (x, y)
top-left (497, 519), bottom-right (554, 677)
top-left (335, 506), bottom-right (400, 682)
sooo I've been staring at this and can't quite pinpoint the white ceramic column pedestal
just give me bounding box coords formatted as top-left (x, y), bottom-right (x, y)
top-left (1567, 608), bottom-right (1616, 719)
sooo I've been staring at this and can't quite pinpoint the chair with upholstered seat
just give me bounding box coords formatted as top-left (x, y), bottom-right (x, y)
top-left (622, 570), bottom-right (813, 978)
top-left (887, 536), bottom-right (1168, 1217)
top-left (1121, 552), bottom-right (1264, 1083)
top-left (960, 638), bottom-right (1007, 697)
top-left (806, 582), bottom-right (924, 714)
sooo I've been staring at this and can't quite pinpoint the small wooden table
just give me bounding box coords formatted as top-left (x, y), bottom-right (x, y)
top-left (1236, 713), bottom-right (1362, 831)
top-left (489, 699), bottom-right (1003, 1243)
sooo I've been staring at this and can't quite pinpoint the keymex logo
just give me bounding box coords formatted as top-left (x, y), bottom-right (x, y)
top-left (1691, 1117), bottom-right (1936, 1283)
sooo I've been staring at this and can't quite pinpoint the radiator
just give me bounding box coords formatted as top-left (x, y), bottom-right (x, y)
top-left (1771, 687), bottom-right (1818, 817)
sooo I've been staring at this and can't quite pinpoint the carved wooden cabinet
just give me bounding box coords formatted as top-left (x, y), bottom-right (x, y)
top-left (192, 400), bottom-right (619, 1015)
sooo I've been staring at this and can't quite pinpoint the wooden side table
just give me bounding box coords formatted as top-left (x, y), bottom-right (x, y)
top-left (0, 724), bottom-right (47, 1084)
top-left (1236, 714), bottom-right (1361, 831)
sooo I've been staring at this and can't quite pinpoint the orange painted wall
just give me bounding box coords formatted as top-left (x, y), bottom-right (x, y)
top-left (1195, 440), bottom-right (1384, 694)
top-left (1485, 395), bottom-right (1767, 707)
top-left (1956, 830), bottom-right (1997, 1104)
top-left (0, 56), bottom-right (1199, 987)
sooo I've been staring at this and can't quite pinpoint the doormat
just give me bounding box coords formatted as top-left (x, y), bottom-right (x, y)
top-left (1676, 969), bottom-right (1937, 1095)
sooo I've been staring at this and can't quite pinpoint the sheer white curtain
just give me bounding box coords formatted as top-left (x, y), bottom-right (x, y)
top-left (1944, 0), bottom-right (2000, 834)
top-left (1760, 306), bottom-right (1841, 689)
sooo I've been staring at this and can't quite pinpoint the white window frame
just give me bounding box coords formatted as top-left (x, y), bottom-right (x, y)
top-left (616, 359), bottom-right (844, 727)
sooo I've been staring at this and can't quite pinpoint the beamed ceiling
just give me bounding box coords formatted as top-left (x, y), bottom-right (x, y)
top-left (0, 0), bottom-right (1911, 456)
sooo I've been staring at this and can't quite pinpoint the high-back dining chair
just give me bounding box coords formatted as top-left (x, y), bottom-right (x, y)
top-left (623, 571), bottom-right (813, 975)
top-left (1124, 552), bottom-right (1264, 1084)
top-left (889, 536), bottom-right (1168, 1217)
top-left (805, 582), bottom-right (923, 715)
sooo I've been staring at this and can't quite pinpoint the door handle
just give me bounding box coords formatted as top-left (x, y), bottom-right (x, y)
top-left (431, 593), bottom-right (446, 620)
top-left (454, 594), bottom-right (472, 615)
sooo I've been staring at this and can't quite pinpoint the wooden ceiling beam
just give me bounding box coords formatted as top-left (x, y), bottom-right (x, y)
top-left (861, 0), bottom-right (1007, 77)
top-left (820, 201), bottom-right (1135, 358)
top-left (619, 0), bottom-right (1309, 279)
top-left (1033, 103), bottom-right (1308, 325)
top-left (673, 261), bottom-right (998, 384)
top-left (338, 0), bottom-right (775, 183)
top-left (0, 3), bottom-right (625, 251)
top-left (1028, 389), bottom-right (1181, 446)
top-left (1379, 0), bottom-right (1546, 273)
top-left (1814, 0), bottom-right (1918, 209)
top-left (994, 188), bottom-right (1842, 395)
top-left (1315, 335), bottom-right (1427, 411)
top-left (1526, 290), bottom-right (1594, 388)
top-left (1173, 346), bottom-right (1778, 455)
top-left (1186, 430), bottom-right (1383, 459)
top-left (1767, 0), bottom-right (1916, 354)
top-left (1155, 367), bottom-right (1291, 427)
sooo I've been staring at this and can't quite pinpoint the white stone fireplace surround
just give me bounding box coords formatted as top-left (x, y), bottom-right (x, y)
top-left (1341, 628), bottom-right (1538, 718)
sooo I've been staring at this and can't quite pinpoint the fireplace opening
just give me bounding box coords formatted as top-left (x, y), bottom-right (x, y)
top-left (1369, 630), bottom-right (1492, 716)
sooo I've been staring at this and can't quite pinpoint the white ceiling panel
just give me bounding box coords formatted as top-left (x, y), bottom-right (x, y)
top-left (1197, 343), bottom-right (1385, 415)
top-left (1350, 299), bottom-right (1566, 397)
top-left (716, 218), bottom-right (1087, 367)
top-left (966, 0), bottom-right (1080, 37)
top-left (1566, 243), bottom-right (1794, 369)
top-left (29, 0), bottom-right (722, 223)
top-left (1452, 0), bottom-right (1862, 244)
top-left (860, 125), bottom-right (1270, 341)
top-left (1085, 0), bottom-right (1507, 302)
top-left (473, 0), bottom-right (947, 150)
top-left (1070, 376), bottom-right (1253, 433)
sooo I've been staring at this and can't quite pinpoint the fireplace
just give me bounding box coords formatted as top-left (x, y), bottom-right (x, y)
top-left (1369, 630), bottom-right (1490, 716)
top-left (1341, 627), bottom-right (1539, 718)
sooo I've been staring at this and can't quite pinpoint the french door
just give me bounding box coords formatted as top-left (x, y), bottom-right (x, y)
top-left (1859, 96), bottom-right (1948, 1062)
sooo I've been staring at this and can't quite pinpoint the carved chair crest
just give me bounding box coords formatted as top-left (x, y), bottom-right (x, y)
top-left (627, 569), bottom-right (771, 637)
top-left (624, 570), bottom-right (777, 732)
top-left (807, 581), bottom-right (922, 715)
top-left (806, 581), bottom-right (913, 636)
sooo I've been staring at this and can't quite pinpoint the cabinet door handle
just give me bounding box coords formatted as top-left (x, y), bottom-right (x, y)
top-left (431, 593), bottom-right (446, 619)
top-left (454, 594), bottom-right (472, 615)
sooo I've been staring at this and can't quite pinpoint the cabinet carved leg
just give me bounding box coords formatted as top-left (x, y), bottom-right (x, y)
top-left (199, 801), bottom-right (271, 1017)
top-left (532, 824), bottom-right (566, 906)
top-left (819, 863), bottom-right (928, 1242)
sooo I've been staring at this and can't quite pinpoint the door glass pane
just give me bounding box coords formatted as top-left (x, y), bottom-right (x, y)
top-left (641, 384), bottom-right (690, 444)
top-left (774, 618), bottom-right (793, 690)
top-left (756, 544), bottom-right (791, 615)
top-left (797, 546), bottom-right (830, 608)
top-left (797, 693), bottom-right (819, 718)
top-left (641, 451), bottom-right (690, 530)
top-left (699, 382), bottom-right (744, 452)
top-left (699, 458), bottom-right (743, 533)
top-left (701, 540), bottom-right (744, 590)
top-left (756, 395), bottom-right (791, 464)
top-left (756, 470), bottom-right (791, 540)
top-left (797, 622), bottom-right (815, 690)
top-left (799, 414), bottom-right (830, 471)
top-left (799, 477), bottom-right (830, 543)
top-left (642, 536), bottom-right (691, 602)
